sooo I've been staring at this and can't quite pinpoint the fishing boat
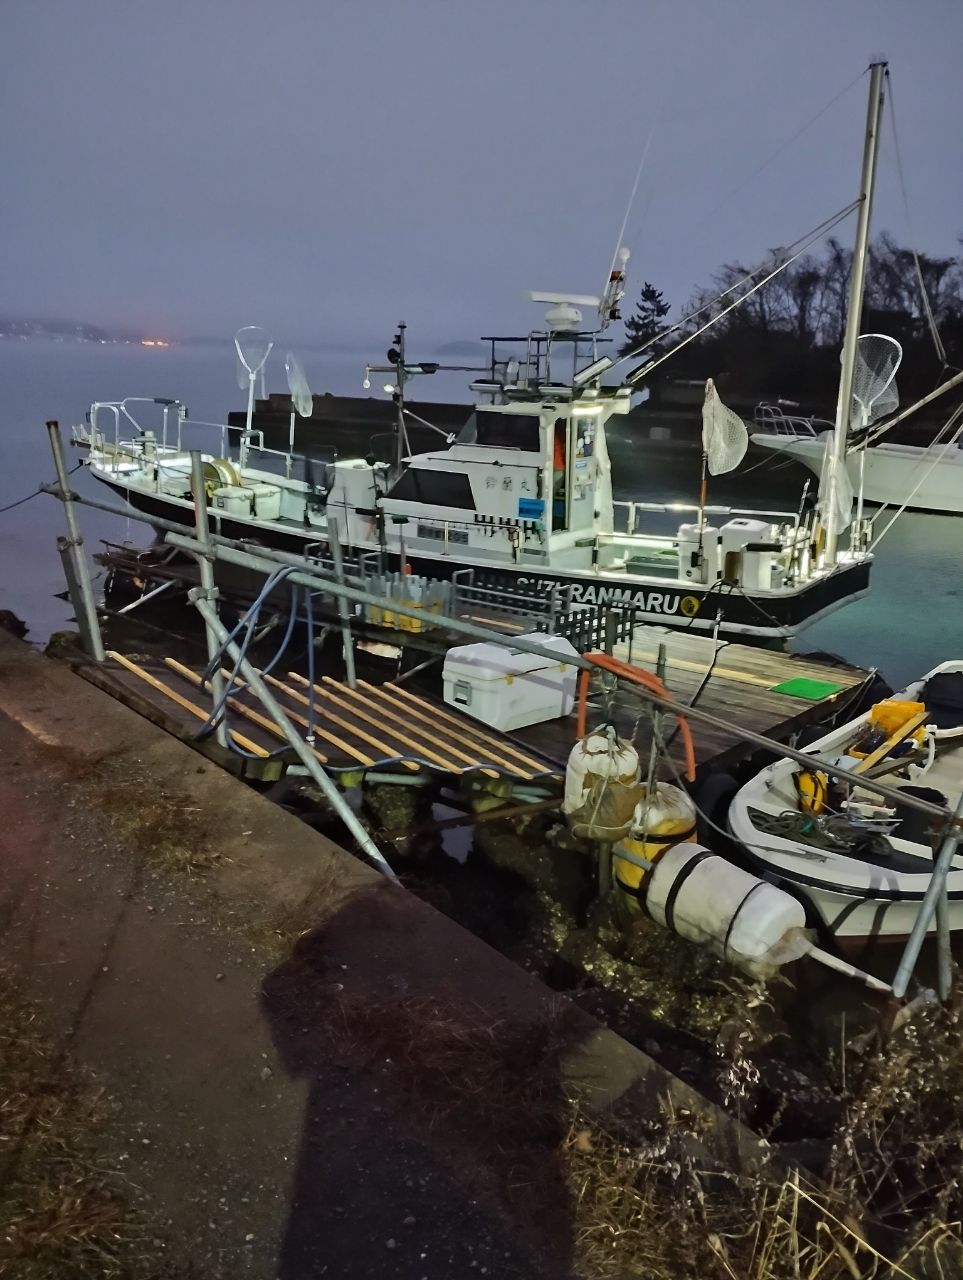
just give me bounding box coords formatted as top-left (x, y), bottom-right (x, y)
top-left (70, 66), bottom-right (894, 642)
top-left (728, 662), bottom-right (963, 943)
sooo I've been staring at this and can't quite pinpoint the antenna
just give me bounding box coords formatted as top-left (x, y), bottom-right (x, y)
top-left (598, 246), bottom-right (631, 327)
top-left (527, 291), bottom-right (599, 333)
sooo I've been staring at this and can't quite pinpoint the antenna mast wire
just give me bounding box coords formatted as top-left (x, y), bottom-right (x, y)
top-left (605, 107), bottom-right (662, 291)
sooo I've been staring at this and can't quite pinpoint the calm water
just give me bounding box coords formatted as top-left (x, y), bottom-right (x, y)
top-left (1, 340), bottom-right (959, 688)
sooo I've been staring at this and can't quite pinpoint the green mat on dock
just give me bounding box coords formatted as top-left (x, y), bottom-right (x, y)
top-left (769, 676), bottom-right (848, 700)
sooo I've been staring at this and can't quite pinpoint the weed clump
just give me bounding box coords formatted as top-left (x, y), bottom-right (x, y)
top-left (0, 974), bottom-right (130, 1278)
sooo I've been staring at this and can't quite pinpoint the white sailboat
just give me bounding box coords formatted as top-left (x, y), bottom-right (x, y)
top-left (752, 374), bottom-right (963, 515)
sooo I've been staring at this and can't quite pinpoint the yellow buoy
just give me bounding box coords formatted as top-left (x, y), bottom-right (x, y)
top-left (613, 783), bottom-right (697, 910)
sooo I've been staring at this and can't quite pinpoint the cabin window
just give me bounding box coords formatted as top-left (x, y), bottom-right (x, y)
top-left (387, 468), bottom-right (476, 509)
top-left (457, 411), bottom-right (540, 451)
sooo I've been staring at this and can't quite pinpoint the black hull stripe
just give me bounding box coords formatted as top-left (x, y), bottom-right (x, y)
top-left (744, 855), bottom-right (963, 904)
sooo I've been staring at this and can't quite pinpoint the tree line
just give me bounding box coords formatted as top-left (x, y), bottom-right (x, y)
top-left (622, 234), bottom-right (963, 410)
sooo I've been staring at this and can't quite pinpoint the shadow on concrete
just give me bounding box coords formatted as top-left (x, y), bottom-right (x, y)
top-left (261, 883), bottom-right (586, 1279)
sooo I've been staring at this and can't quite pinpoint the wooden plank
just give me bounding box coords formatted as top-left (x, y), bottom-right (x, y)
top-left (307, 675), bottom-right (472, 775)
top-left (615, 634), bottom-right (865, 694)
top-left (162, 657), bottom-right (331, 764)
top-left (370, 680), bottom-right (558, 776)
top-left (165, 659), bottom-right (377, 768)
top-left (258, 671), bottom-right (417, 772)
top-left (358, 681), bottom-right (524, 777)
top-left (108, 651), bottom-right (269, 757)
top-left (363, 681), bottom-right (558, 779)
top-left (852, 710), bottom-right (929, 776)
top-left (312, 679), bottom-right (499, 777)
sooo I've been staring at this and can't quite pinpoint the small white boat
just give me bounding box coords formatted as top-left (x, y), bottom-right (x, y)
top-left (752, 418), bottom-right (963, 515)
top-left (728, 662), bottom-right (963, 943)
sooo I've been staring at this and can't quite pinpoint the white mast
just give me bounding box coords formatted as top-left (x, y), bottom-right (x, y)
top-left (823, 60), bottom-right (887, 562)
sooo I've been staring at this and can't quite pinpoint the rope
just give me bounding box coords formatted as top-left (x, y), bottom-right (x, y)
top-left (885, 70), bottom-right (949, 369)
top-left (682, 67), bottom-right (868, 238)
top-left (624, 202), bottom-right (861, 380)
top-left (868, 402), bottom-right (963, 550)
top-left (0, 463), bottom-right (81, 515)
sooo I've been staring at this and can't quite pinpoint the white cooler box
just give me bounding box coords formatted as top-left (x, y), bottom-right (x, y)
top-left (442, 632), bottom-right (578, 732)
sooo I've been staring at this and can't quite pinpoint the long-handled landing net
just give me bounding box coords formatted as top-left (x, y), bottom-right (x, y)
top-left (699, 378), bottom-right (749, 525)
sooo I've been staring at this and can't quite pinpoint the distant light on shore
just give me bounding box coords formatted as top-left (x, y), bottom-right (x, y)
top-left (140, 338), bottom-right (170, 348)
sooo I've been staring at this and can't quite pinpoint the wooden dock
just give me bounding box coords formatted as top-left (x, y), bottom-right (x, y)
top-left (84, 624), bottom-right (873, 798)
top-left (97, 651), bottom-right (565, 786)
top-left (511, 624), bottom-right (874, 780)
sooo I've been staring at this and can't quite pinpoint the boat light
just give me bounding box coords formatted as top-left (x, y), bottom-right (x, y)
top-left (573, 356), bottom-right (614, 387)
top-left (575, 403), bottom-right (605, 416)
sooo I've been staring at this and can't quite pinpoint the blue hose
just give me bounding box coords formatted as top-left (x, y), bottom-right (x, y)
top-left (305, 585), bottom-right (317, 744)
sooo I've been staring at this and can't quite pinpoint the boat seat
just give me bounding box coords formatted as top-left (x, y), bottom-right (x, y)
top-left (922, 672), bottom-right (963, 731)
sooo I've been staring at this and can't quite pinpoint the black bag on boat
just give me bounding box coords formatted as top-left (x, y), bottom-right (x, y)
top-left (922, 672), bottom-right (963, 731)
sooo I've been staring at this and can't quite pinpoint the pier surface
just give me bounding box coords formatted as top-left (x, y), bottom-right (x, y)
top-left (528, 622), bottom-right (874, 775)
top-left (0, 628), bottom-right (758, 1279)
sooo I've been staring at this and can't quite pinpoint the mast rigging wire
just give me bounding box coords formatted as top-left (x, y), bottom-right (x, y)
top-left (623, 201), bottom-right (861, 382)
top-left (885, 69), bottom-right (951, 370)
top-left (614, 200), bottom-right (859, 373)
top-left (665, 67), bottom-right (868, 242)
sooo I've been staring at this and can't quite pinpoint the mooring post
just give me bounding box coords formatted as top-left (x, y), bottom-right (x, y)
top-left (46, 421), bottom-right (105, 662)
top-left (189, 452), bottom-right (229, 749)
top-left (190, 590), bottom-right (397, 881)
top-left (892, 792), bottom-right (963, 1000)
top-left (327, 520), bottom-right (357, 689)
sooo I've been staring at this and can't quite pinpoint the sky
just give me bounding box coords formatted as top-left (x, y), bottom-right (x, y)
top-left (2, 0), bottom-right (962, 350)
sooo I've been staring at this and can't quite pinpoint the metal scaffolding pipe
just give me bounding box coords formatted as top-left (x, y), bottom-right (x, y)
top-left (190, 591), bottom-right (398, 883)
top-left (45, 424), bottom-right (106, 662)
top-left (891, 791), bottom-right (963, 1001)
top-left (189, 451), bottom-right (229, 748)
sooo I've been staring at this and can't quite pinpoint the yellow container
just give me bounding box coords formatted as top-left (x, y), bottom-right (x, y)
top-left (869, 699), bottom-right (925, 737)
top-left (613, 784), bottom-right (697, 908)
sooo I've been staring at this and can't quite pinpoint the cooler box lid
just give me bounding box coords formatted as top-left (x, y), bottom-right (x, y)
top-left (443, 632), bottom-right (578, 682)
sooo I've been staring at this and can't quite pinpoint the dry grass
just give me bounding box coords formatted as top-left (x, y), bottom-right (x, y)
top-left (310, 981), bottom-right (963, 1280)
top-left (0, 975), bottom-right (132, 1279)
top-left (564, 1110), bottom-right (955, 1280)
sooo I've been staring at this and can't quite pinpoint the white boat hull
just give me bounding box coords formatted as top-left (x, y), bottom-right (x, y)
top-left (753, 434), bottom-right (963, 514)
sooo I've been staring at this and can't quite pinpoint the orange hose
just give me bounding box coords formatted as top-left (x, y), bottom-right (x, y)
top-left (575, 652), bottom-right (697, 782)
